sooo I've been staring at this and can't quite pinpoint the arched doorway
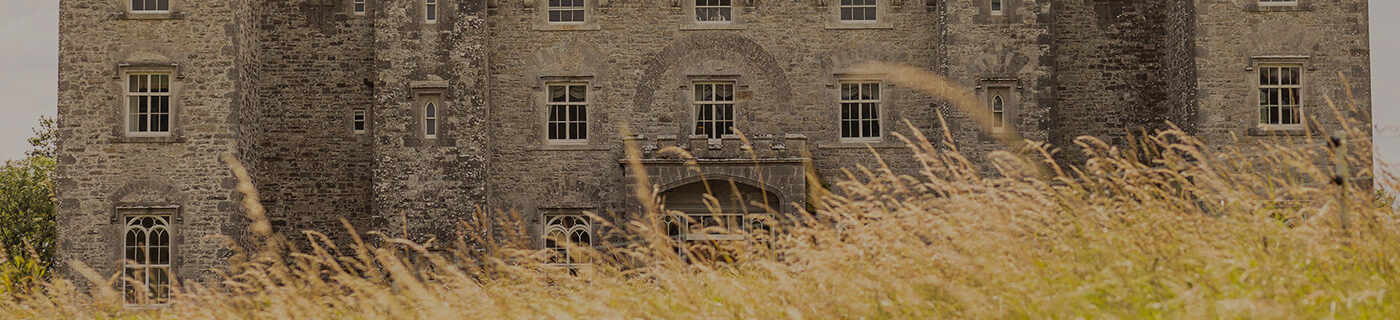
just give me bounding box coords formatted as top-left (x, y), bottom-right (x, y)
top-left (658, 179), bottom-right (777, 262)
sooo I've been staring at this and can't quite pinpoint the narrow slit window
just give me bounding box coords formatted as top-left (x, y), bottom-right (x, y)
top-left (131, 0), bottom-right (170, 13)
top-left (839, 0), bottom-right (877, 22)
top-left (353, 109), bottom-right (367, 134)
top-left (424, 102), bottom-right (438, 138)
top-left (695, 0), bottom-right (732, 22)
top-left (547, 84), bottom-right (588, 142)
top-left (126, 73), bottom-right (172, 136)
top-left (694, 82), bottom-right (736, 139)
top-left (123, 214), bottom-right (172, 306)
top-left (992, 95), bottom-right (1006, 130)
top-left (425, 0), bottom-right (437, 23)
top-left (1258, 65), bottom-right (1303, 127)
top-left (839, 81), bottom-right (881, 140)
top-left (548, 0), bottom-right (586, 23)
top-left (354, 0), bottom-right (366, 14)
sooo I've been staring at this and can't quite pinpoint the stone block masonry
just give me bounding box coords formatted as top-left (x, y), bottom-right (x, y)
top-left (56, 0), bottom-right (1372, 286)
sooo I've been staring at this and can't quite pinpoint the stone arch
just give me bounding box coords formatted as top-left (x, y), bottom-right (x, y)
top-left (656, 174), bottom-right (783, 214)
top-left (632, 32), bottom-right (793, 112)
top-left (107, 180), bottom-right (187, 223)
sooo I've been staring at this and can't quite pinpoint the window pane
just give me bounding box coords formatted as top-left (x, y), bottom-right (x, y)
top-left (697, 84), bottom-right (712, 102)
top-left (156, 0), bottom-right (168, 10)
top-left (569, 85), bottom-right (586, 102)
top-left (841, 8), bottom-right (852, 20)
top-left (717, 84), bottom-right (733, 101)
top-left (426, 119), bottom-right (437, 135)
top-left (427, 5), bottom-right (436, 20)
top-left (132, 0), bottom-right (143, 11)
top-left (129, 75), bottom-right (140, 93)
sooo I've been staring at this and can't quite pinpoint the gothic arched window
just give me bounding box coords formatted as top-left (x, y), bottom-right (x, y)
top-left (424, 102), bottom-right (438, 138)
top-left (124, 214), bottom-right (171, 305)
top-left (544, 214), bottom-right (592, 265)
top-left (992, 95), bottom-right (1005, 129)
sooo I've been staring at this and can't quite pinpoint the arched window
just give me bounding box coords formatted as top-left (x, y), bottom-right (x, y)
top-left (424, 102), bottom-right (438, 138)
top-left (544, 214), bottom-right (592, 265)
top-left (124, 215), bottom-right (171, 305)
top-left (992, 95), bottom-right (1005, 129)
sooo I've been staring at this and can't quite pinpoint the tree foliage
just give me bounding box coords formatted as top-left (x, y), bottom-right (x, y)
top-left (0, 117), bottom-right (57, 293)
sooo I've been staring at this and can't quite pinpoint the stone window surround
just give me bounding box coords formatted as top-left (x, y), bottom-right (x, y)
top-left (119, 0), bottom-right (183, 20)
top-left (351, 108), bottom-right (369, 135)
top-left (411, 81), bottom-right (448, 143)
top-left (686, 75), bottom-right (744, 140)
top-left (1246, 56), bottom-right (1315, 136)
top-left (821, 0), bottom-right (893, 30)
top-left (975, 0), bottom-right (1021, 24)
top-left (977, 78), bottom-right (1021, 136)
top-left (679, 0), bottom-right (751, 30)
top-left (425, 0), bottom-right (439, 24)
top-left (834, 74), bottom-right (888, 144)
top-left (542, 80), bottom-right (593, 145)
top-left (529, 0), bottom-right (603, 31)
top-left (352, 0), bottom-right (367, 15)
top-left (540, 211), bottom-right (594, 251)
top-left (114, 64), bottom-right (184, 144)
top-left (531, 76), bottom-right (606, 150)
top-left (111, 205), bottom-right (181, 307)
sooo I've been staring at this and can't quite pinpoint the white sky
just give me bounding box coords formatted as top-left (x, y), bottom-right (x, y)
top-left (0, 2), bottom-right (1395, 192)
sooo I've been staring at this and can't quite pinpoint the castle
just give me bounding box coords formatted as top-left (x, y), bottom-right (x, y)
top-left (57, 0), bottom-right (1371, 304)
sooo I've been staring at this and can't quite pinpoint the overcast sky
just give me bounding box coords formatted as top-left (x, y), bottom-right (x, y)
top-left (1, 2), bottom-right (1396, 189)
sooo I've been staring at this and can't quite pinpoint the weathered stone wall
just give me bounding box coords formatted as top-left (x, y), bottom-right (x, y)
top-left (57, 0), bottom-right (258, 283)
top-left (483, 0), bottom-right (945, 234)
top-left (1050, 0), bottom-right (1169, 160)
top-left (255, 0), bottom-right (377, 246)
top-left (942, 0), bottom-right (1054, 168)
top-left (56, 0), bottom-right (1375, 283)
top-left (370, 0), bottom-right (491, 243)
top-left (1190, 0), bottom-right (1371, 154)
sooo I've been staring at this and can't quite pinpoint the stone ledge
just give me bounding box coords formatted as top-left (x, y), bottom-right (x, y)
top-left (679, 23), bottom-right (748, 31)
top-left (114, 12), bottom-right (185, 20)
top-left (1246, 127), bottom-right (1318, 137)
top-left (532, 23), bottom-right (602, 31)
top-left (817, 141), bottom-right (908, 150)
top-left (1243, 4), bottom-right (1315, 13)
top-left (824, 22), bottom-right (894, 30)
top-left (530, 144), bottom-right (611, 151)
top-left (110, 136), bottom-right (187, 144)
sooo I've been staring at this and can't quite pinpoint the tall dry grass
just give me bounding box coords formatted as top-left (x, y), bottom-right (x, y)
top-left (3, 64), bottom-right (1396, 319)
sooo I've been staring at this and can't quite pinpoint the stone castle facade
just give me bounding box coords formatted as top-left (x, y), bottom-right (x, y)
top-left (57, 0), bottom-right (1371, 302)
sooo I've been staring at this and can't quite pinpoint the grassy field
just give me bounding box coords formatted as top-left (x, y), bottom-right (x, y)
top-left (2, 65), bottom-right (1394, 319)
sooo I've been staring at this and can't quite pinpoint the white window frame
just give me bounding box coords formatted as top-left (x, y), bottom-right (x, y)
top-left (423, 101), bottom-right (439, 139)
top-left (545, 83), bottom-right (589, 144)
top-left (1257, 0), bottom-right (1298, 7)
top-left (352, 108), bottom-right (367, 134)
top-left (543, 213), bottom-right (593, 266)
top-left (425, 0), bottom-right (438, 23)
top-left (547, 0), bottom-right (587, 24)
top-left (353, 0), bottom-right (366, 15)
top-left (124, 72), bottom-right (174, 138)
top-left (839, 80), bottom-right (883, 142)
top-left (990, 0), bottom-right (1004, 16)
top-left (838, 0), bottom-right (878, 23)
top-left (1257, 63), bottom-right (1305, 130)
top-left (128, 0), bottom-right (171, 14)
top-left (122, 214), bottom-right (173, 307)
top-left (695, 0), bottom-right (733, 23)
top-left (693, 82), bottom-right (737, 139)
